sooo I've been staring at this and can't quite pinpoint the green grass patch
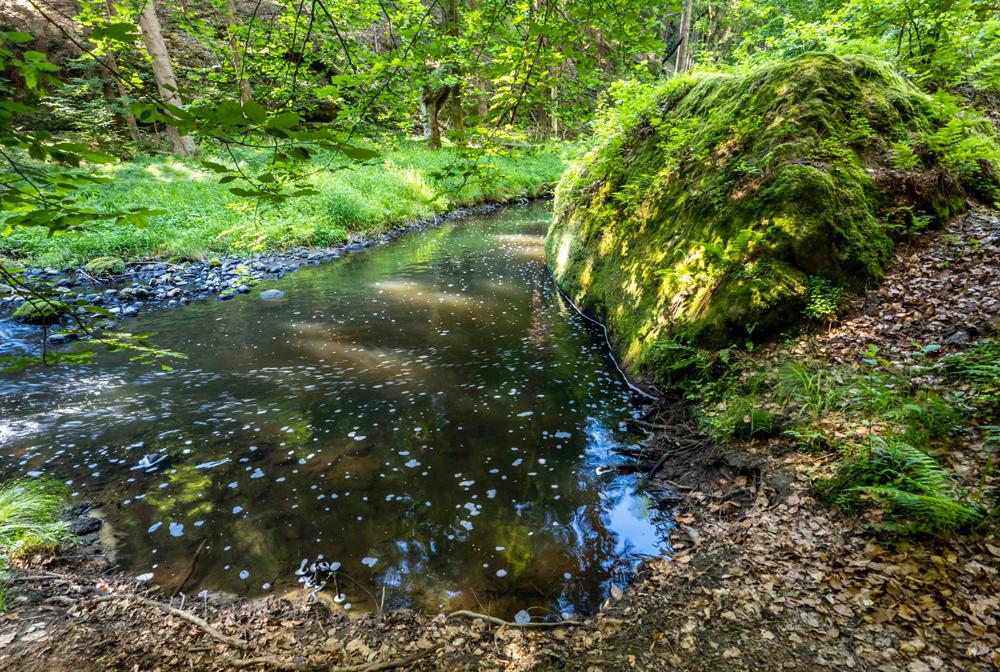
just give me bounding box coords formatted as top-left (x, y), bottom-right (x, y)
top-left (0, 478), bottom-right (71, 610)
top-left (1, 142), bottom-right (565, 268)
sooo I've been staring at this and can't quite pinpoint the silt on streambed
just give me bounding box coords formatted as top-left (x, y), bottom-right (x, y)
top-left (0, 204), bottom-right (672, 619)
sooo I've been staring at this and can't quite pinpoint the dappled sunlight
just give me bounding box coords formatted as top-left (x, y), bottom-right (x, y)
top-left (371, 279), bottom-right (482, 311)
top-left (552, 232), bottom-right (573, 277)
top-left (142, 160), bottom-right (212, 183)
top-left (494, 233), bottom-right (546, 260)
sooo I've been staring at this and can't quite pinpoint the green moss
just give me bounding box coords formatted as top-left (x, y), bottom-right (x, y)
top-left (12, 298), bottom-right (70, 324)
top-left (546, 53), bottom-right (1000, 381)
top-left (83, 256), bottom-right (125, 276)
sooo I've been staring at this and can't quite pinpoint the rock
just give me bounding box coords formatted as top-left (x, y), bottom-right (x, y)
top-left (117, 287), bottom-right (137, 301)
top-left (83, 256), bottom-right (126, 277)
top-left (63, 502), bottom-right (94, 518)
top-left (260, 289), bottom-right (286, 300)
top-left (546, 53), bottom-right (996, 366)
top-left (0, 285), bottom-right (12, 295)
top-left (12, 298), bottom-right (70, 324)
top-left (68, 516), bottom-right (102, 535)
top-left (944, 330), bottom-right (969, 346)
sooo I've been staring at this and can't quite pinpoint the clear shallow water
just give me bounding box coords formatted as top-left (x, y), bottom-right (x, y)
top-left (0, 204), bottom-right (669, 617)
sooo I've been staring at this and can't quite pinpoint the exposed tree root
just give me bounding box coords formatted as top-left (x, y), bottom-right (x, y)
top-left (446, 610), bottom-right (590, 629)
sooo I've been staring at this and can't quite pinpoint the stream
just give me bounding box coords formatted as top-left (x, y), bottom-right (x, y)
top-left (0, 203), bottom-right (670, 618)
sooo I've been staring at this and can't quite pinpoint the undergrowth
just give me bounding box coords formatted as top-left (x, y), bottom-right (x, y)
top-left (1, 142), bottom-right (565, 268)
top-left (686, 342), bottom-right (991, 536)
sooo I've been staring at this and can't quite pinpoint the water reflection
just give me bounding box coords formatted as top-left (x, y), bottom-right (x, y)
top-left (0, 204), bottom-right (669, 617)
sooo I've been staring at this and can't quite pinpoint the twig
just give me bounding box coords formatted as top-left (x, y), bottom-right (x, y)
top-left (224, 642), bottom-right (443, 671)
top-left (171, 538), bottom-right (208, 598)
top-left (90, 593), bottom-right (247, 649)
top-left (447, 610), bottom-right (590, 629)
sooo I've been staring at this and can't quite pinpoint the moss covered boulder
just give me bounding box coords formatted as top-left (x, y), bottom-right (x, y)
top-left (83, 256), bottom-right (126, 277)
top-left (547, 53), bottom-right (1000, 379)
top-left (12, 298), bottom-right (71, 324)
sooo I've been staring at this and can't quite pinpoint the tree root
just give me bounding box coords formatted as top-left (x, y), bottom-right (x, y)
top-left (223, 642), bottom-right (444, 671)
top-left (447, 610), bottom-right (590, 629)
top-left (91, 593), bottom-right (248, 649)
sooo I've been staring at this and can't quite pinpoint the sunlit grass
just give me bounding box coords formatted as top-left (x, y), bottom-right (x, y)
top-left (1, 142), bottom-right (566, 267)
top-left (0, 478), bottom-right (70, 610)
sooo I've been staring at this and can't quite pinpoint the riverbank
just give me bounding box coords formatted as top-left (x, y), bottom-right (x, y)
top-left (1, 207), bottom-right (996, 671)
top-left (0, 143), bottom-right (564, 269)
top-left (1, 200), bottom-right (528, 340)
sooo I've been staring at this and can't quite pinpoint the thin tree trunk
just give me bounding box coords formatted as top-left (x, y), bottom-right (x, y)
top-left (423, 86), bottom-right (450, 149)
top-left (675, 0), bottom-right (693, 74)
top-left (137, 0), bottom-right (196, 156)
top-left (103, 0), bottom-right (140, 144)
top-left (450, 83), bottom-right (465, 145)
top-left (224, 0), bottom-right (251, 103)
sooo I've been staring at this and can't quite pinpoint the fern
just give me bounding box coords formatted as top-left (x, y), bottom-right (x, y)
top-left (817, 438), bottom-right (981, 533)
top-left (857, 486), bottom-right (983, 532)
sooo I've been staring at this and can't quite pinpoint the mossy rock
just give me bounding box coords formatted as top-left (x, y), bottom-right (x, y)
top-left (546, 53), bottom-right (1000, 382)
top-left (12, 298), bottom-right (71, 324)
top-left (83, 256), bottom-right (126, 277)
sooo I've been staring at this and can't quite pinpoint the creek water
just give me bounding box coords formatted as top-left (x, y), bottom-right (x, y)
top-left (0, 204), bottom-right (669, 617)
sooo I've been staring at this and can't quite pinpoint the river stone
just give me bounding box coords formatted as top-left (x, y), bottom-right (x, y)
top-left (83, 256), bottom-right (125, 277)
top-left (69, 516), bottom-right (102, 535)
top-left (260, 289), bottom-right (286, 301)
top-left (13, 298), bottom-right (70, 324)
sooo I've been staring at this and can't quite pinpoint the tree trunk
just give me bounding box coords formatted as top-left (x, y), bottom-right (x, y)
top-left (137, 0), bottom-right (196, 156)
top-left (675, 0), bottom-right (693, 74)
top-left (103, 0), bottom-right (140, 144)
top-left (224, 0), bottom-right (251, 103)
top-left (450, 83), bottom-right (465, 145)
top-left (423, 86), bottom-right (451, 149)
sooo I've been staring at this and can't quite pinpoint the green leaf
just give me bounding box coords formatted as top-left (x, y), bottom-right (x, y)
top-left (2, 31), bottom-right (34, 44)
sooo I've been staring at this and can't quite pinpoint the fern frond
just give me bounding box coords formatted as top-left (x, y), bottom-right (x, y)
top-left (857, 486), bottom-right (983, 531)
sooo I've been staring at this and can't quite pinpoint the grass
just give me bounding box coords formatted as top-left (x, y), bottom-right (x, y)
top-left (0, 478), bottom-right (70, 610)
top-left (0, 141), bottom-right (566, 268)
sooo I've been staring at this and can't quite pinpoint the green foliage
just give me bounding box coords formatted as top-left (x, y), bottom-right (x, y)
top-left (781, 361), bottom-right (833, 420)
top-left (0, 478), bottom-right (70, 610)
top-left (723, 0), bottom-right (1000, 90)
top-left (803, 276), bottom-right (842, 321)
top-left (891, 140), bottom-right (920, 171)
top-left (943, 339), bottom-right (1000, 413)
top-left (815, 437), bottom-right (982, 533)
top-left (1, 144), bottom-right (563, 267)
top-left (0, 479), bottom-right (69, 560)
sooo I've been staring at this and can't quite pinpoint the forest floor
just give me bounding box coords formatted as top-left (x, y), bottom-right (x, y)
top-left (1, 208), bottom-right (998, 671)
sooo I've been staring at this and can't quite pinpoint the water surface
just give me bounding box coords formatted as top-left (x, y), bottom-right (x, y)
top-left (0, 204), bottom-right (668, 617)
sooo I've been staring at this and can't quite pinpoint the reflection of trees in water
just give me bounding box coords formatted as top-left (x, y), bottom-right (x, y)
top-left (3, 205), bottom-right (657, 614)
